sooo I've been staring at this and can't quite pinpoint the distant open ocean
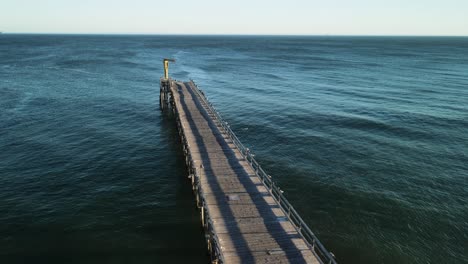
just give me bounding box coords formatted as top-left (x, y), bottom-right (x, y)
top-left (0, 35), bottom-right (467, 263)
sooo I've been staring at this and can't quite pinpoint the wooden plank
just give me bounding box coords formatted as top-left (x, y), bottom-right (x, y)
top-left (212, 217), bottom-right (298, 234)
top-left (204, 192), bottom-right (276, 206)
top-left (209, 204), bottom-right (285, 219)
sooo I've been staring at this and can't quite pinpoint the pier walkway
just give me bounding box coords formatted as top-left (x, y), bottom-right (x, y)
top-left (161, 79), bottom-right (336, 264)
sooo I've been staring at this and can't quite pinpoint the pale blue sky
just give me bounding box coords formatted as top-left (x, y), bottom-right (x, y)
top-left (1, 0), bottom-right (467, 35)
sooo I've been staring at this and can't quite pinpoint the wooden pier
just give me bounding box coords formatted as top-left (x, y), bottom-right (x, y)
top-left (160, 74), bottom-right (337, 263)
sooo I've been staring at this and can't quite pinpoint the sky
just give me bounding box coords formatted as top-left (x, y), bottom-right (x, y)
top-left (1, 0), bottom-right (467, 36)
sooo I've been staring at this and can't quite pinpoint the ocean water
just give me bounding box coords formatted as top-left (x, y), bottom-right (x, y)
top-left (0, 35), bottom-right (467, 264)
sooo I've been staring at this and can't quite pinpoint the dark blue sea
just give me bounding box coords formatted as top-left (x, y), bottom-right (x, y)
top-left (1, 35), bottom-right (467, 264)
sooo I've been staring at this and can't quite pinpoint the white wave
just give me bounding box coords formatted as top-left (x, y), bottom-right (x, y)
top-left (169, 50), bottom-right (212, 82)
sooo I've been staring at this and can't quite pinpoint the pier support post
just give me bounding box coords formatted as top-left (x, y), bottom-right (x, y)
top-left (159, 79), bottom-right (171, 111)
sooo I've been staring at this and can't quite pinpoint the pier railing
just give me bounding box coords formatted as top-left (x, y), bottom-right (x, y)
top-left (190, 80), bottom-right (338, 264)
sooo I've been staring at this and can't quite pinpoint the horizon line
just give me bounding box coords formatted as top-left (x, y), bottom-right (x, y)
top-left (2, 32), bottom-right (468, 37)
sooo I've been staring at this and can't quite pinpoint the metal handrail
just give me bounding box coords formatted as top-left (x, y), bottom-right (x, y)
top-left (189, 80), bottom-right (337, 264)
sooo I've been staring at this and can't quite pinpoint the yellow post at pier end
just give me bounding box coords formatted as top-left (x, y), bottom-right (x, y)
top-left (163, 58), bottom-right (175, 80)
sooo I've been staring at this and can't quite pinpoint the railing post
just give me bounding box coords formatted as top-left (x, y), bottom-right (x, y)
top-left (201, 206), bottom-right (205, 228)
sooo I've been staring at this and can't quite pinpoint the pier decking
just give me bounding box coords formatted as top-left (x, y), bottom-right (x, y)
top-left (160, 78), bottom-right (336, 264)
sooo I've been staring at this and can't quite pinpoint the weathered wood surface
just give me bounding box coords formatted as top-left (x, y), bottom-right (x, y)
top-left (171, 81), bottom-right (320, 264)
